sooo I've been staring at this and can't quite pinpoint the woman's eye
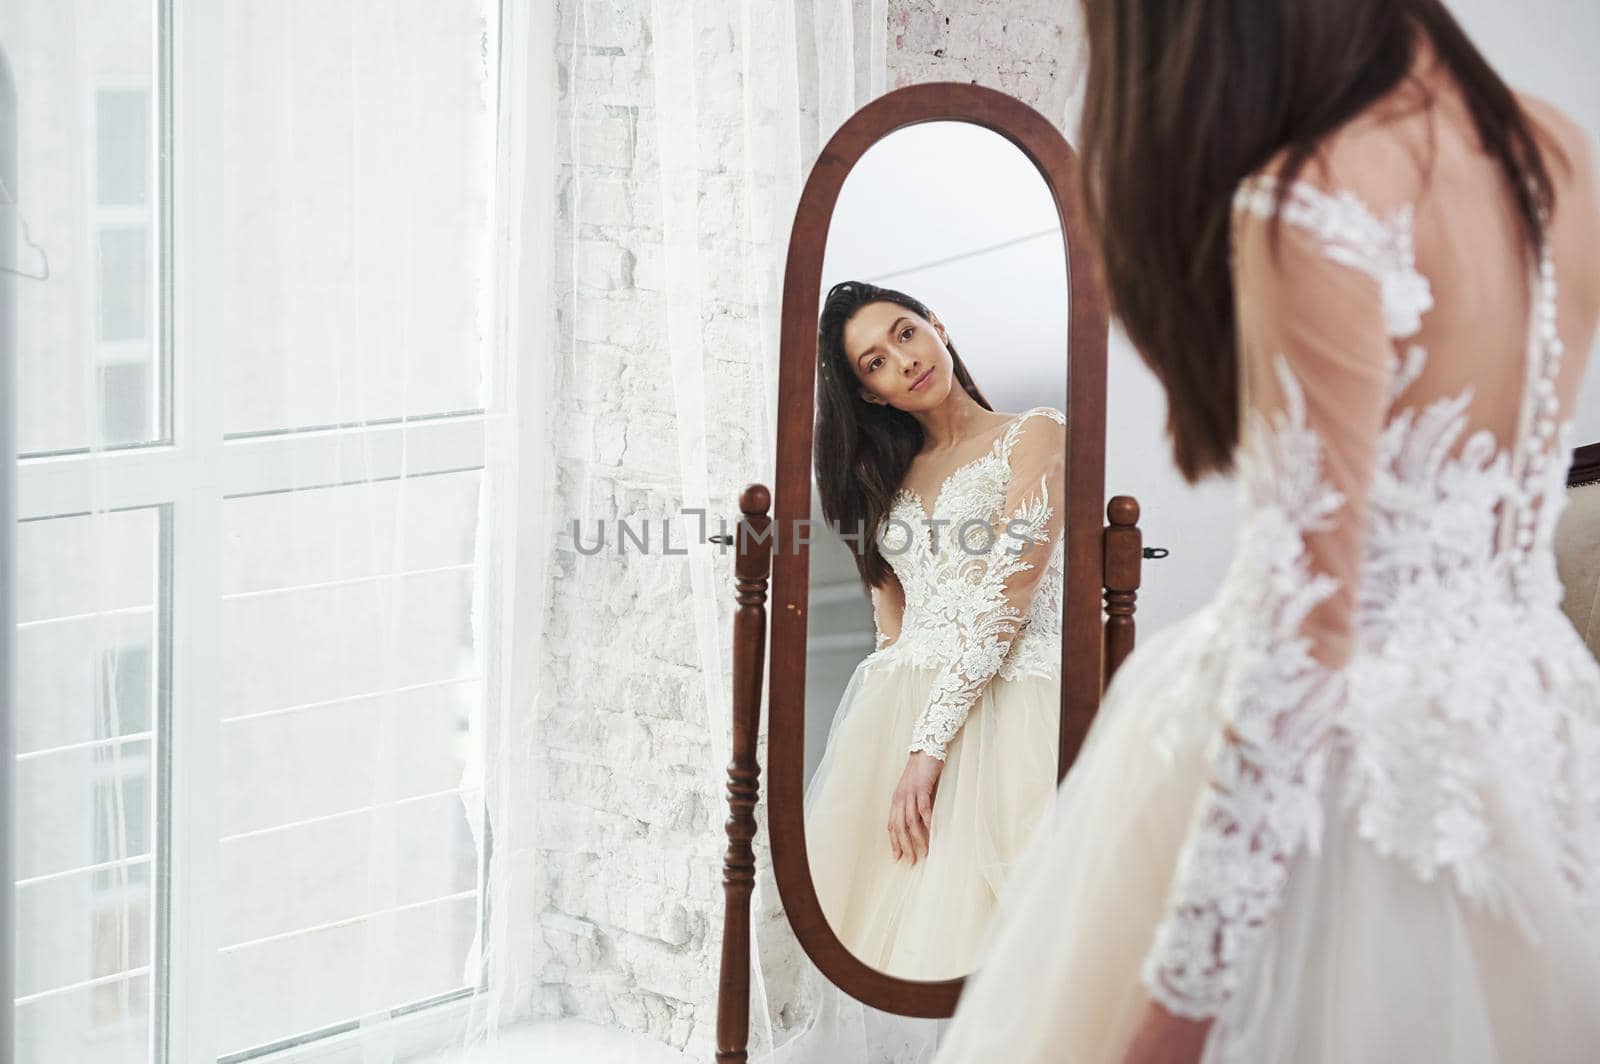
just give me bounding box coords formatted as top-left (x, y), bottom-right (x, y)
top-left (870, 357), bottom-right (884, 370)
top-left (900, 327), bottom-right (914, 341)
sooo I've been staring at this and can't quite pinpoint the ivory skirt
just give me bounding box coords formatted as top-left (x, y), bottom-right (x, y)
top-left (931, 606), bottom-right (1600, 1063)
top-left (803, 653), bottom-right (1061, 982)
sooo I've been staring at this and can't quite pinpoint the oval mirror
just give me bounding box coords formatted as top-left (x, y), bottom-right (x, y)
top-left (765, 82), bottom-right (1110, 1017)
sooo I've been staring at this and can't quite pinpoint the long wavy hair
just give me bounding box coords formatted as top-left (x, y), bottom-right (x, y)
top-left (1077, 0), bottom-right (1566, 482)
top-left (815, 281), bottom-right (993, 589)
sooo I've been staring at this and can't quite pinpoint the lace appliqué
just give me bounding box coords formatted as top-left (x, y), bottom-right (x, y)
top-left (907, 480), bottom-right (1058, 760)
top-left (1140, 355), bottom-right (1348, 1018)
top-left (868, 407), bottom-right (1066, 761)
top-left (1235, 175), bottom-right (1434, 337)
top-left (1143, 181), bottom-right (1425, 1019)
top-left (1341, 237), bottom-right (1600, 931)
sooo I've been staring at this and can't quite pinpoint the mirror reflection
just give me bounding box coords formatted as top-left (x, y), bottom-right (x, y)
top-left (802, 120), bottom-right (1070, 981)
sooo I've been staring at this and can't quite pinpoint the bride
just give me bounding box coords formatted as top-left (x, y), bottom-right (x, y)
top-left (935, 2), bottom-right (1600, 1062)
top-left (801, 278), bottom-right (1067, 983)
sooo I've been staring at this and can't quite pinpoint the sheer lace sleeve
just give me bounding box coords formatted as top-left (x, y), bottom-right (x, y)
top-left (907, 408), bottom-right (1067, 760)
top-left (871, 571), bottom-right (905, 651)
top-left (1139, 166), bottom-right (1410, 1018)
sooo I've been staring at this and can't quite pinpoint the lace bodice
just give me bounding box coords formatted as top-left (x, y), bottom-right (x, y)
top-left (1139, 106), bottom-right (1600, 1031)
top-left (861, 407), bottom-right (1066, 760)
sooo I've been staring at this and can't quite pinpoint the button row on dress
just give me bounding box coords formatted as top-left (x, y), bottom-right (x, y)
top-left (1514, 248), bottom-right (1565, 552)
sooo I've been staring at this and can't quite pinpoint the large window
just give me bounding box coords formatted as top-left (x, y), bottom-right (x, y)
top-left (7, 3), bottom-right (502, 1061)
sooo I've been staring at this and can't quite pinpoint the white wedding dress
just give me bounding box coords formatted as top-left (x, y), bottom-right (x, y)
top-left (934, 77), bottom-right (1600, 1064)
top-left (767, 406), bottom-right (1069, 1062)
top-left (804, 404), bottom-right (1067, 981)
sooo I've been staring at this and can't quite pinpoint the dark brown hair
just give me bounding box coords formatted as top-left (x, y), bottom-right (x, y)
top-left (815, 281), bottom-right (993, 589)
top-left (1078, 0), bottom-right (1565, 481)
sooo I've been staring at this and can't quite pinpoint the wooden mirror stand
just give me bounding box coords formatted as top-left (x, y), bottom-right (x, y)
top-left (713, 81), bottom-right (1146, 1063)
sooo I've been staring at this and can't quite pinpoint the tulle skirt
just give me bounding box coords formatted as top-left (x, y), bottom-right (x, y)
top-left (803, 653), bottom-right (1061, 982)
top-left (932, 606), bottom-right (1600, 1064)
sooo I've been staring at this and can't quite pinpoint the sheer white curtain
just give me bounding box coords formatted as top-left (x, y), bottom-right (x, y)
top-left (556, 0), bottom-right (886, 1057)
top-left (5, 1), bottom-right (537, 1061)
top-left (632, 0), bottom-right (899, 1059)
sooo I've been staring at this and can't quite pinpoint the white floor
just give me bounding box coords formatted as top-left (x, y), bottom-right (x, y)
top-left (431, 1019), bottom-right (687, 1064)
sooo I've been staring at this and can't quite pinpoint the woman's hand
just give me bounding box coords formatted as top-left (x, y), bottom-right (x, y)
top-left (1118, 991), bottom-right (1213, 1064)
top-left (887, 752), bottom-right (943, 864)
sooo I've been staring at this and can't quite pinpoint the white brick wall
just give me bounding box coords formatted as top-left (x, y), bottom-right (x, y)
top-left (539, 1), bottom-right (1079, 1056)
top-left (890, 0), bottom-right (1082, 120)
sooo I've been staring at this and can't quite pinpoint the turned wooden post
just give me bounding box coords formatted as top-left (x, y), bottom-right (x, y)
top-left (1103, 495), bottom-right (1142, 687)
top-left (716, 484), bottom-right (773, 1063)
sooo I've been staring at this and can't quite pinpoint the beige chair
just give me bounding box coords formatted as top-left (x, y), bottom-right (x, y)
top-left (1555, 445), bottom-right (1600, 662)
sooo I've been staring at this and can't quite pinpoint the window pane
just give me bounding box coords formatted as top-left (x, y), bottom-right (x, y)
top-left (220, 1), bottom-right (498, 436)
top-left (16, 737), bottom-right (154, 881)
top-left (14, 973), bottom-right (150, 1064)
top-left (217, 472), bottom-right (483, 1055)
top-left (15, 507), bottom-right (157, 623)
top-left (95, 89), bottom-right (150, 206)
top-left (1, 3), bottom-right (164, 454)
top-left (17, 613), bottom-right (156, 754)
top-left (13, 510), bottom-right (160, 1064)
top-left (96, 227), bottom-right (150, 342)
top-left (17, 829), bottom-right (152, 998)
top-left (219, 897), bottom-right (477, 1054)
top-left (97, 359), bottom-right (154, 446)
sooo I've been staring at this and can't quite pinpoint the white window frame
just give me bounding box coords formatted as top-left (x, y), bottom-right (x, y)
top-left (14, 3), bottom-right (501, 1061)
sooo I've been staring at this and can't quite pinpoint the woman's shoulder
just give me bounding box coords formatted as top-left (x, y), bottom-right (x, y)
top-left (1240, 86), bottom-right (1594, 220)
top-left (1515, 90), bottom-right (1593, 167)
top-left (1006, 405), bottom-right (1065, 429)
top-left (998, 407), bottom-right (1066, 467)
top-left (1517, 91), bottom-right (1600, 319)
top-left (1236, 116), bottom-right (1427, 224)
top-left (1000, 406), bottom-right (1066, 446)
top-left (1515, 90), bottom-right (1599, 225)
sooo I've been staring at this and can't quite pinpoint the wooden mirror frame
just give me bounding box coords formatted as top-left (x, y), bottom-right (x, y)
top-left (763, 82), bottom-right (1112, 1020)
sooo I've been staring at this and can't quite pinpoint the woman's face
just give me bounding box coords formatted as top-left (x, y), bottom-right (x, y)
top-left (841, 301), bottom-right (954, 412)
